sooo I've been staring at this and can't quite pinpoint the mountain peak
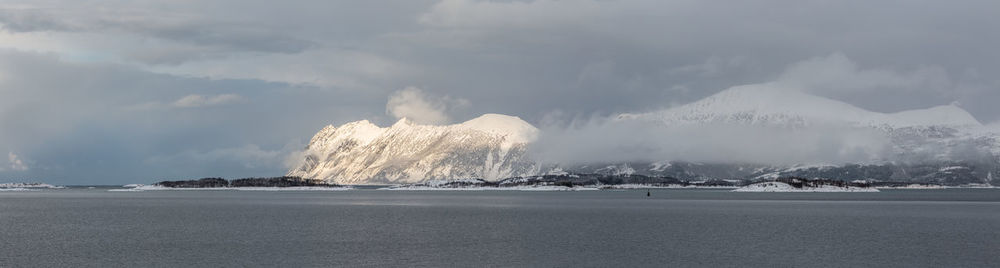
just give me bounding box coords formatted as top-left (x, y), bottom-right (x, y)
top-left (391, 117), bottom-right (414, 128)
top-left (458, 113), bottom-right (539, 143)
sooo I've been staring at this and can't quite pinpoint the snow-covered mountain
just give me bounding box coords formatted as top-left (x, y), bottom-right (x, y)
top-left (619, 85), bottom-right (994, 163)
top-left (618, 84), bottom-right (981, 129)
top-left (287, 114), bottom-right (539, 184)
top-left (604, 85), bottom-right (999, 184)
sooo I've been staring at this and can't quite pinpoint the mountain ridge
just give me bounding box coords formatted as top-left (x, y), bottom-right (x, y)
top-left (287, 114), bottom-right (539, 184)
top-left (619, 85), bottom-right (981, 128)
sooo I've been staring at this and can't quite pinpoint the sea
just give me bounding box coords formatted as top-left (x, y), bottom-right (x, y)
top-left (1, 188), bottom-right (998, 267)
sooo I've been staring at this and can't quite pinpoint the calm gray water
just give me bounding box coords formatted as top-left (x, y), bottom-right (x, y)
top-left (1, 188), bottom-right (999, 267)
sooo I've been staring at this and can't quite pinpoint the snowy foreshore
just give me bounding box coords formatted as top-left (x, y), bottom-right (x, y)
top-left (0, 188), bottom-right (37, 191)
top-left (732, 182), bottom-right (879, 192)
top-left (598, 184), bottom-right (737, 190)
top-left (380, 185), bottom-right (598, 191)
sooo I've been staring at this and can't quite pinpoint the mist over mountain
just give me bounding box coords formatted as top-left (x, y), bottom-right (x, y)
top-left (539, 84), bottom-right (989, 164)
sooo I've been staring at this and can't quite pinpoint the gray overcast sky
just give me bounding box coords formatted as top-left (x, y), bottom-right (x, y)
top-left (1, 0), bottom-right (999, 184)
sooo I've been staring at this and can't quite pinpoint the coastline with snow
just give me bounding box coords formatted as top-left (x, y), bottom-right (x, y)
top-left (0, 182), bottom-right (64, 191)
top-left (598, 183), bottom-right (737, 190)
top-left (733, 182), bottom-right (879, 192)
top-left (380, 185), bottom-right (598, 191)
top-left (0, 182), bottom-right (64, 189)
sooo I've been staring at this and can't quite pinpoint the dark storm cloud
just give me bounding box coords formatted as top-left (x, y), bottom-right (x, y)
top-left (1, 0), bottom-right (999, 183)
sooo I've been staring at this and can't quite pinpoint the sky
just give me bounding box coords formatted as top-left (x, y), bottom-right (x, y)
top-left (1, 0), bottom-right (999, 184)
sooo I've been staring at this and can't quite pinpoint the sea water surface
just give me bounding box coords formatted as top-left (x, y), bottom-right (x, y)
top-left (1, 188), bottom-right (999, 267)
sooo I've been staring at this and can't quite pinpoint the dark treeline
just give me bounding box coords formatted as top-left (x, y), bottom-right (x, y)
top-left (772, 177), bottom-right (873, 188)
top-left (156, 176), bottom-right (340, 188)
top-left (157, 178), bottom-right (228, 188)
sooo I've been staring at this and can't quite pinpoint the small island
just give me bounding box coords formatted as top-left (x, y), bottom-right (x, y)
top-left (119, 176), bottom-right (351, 191)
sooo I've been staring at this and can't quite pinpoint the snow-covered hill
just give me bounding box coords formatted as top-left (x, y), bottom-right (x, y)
top-left (618, 85), bottom-right (994, 164)
top-left (618, 84), bottom-right (981, 129)
top-left (287, 114), bottom-right (539, 184)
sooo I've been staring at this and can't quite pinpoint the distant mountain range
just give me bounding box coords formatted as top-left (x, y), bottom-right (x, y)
top-left (289, 86), bottom-right (1000, 186)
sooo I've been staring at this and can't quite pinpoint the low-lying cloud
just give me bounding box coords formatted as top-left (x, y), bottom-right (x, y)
top-left (527, 53), bottom-right (982, 166)
top-left (776, 53), bottom-right (951, 94)
top-left (532, 117), bottom-right (892, 166)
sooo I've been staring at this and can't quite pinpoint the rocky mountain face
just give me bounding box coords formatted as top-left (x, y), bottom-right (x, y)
top-left (287, 114), bottom-right (539, 184)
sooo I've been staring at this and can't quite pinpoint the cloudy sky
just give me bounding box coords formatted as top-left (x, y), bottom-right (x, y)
top-left (1, 0), bottom-right (999, 184)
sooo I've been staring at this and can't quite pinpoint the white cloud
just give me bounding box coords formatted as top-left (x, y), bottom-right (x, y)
top-left (385, 86), bottom-right (468, 125)
top-left (533, 117), bottom-right (891, 166)
top-left (7, 152), bottom-right (28, 171)
top-left (171, 94), bottom-right (245, 108)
